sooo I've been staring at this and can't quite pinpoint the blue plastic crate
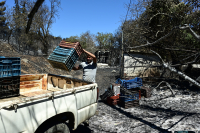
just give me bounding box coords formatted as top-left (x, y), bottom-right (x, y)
top-left (53, 46), bottom-right (79, 62)
top-left (120, 93), bottom-right (139, 102)
top-left (54, 46), bottom-right (76, 56)
top-left (48, 53), bottom-right (71, 63)
top-left (0, 57), bottom-right (21, 78)
top-left (48, 46), bottom-right (79, 71)
top-left (116, 77), bottom-right (142, 89)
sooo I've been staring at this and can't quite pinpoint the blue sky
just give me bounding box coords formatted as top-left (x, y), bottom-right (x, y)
top-left (6, 0), bottom-right (131, 39)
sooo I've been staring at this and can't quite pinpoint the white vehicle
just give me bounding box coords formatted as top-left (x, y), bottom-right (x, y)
top-left (0, 74), bottom-right (99, 133)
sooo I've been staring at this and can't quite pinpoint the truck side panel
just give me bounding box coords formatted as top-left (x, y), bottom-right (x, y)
top-left (0, 93), bottom-right (77, 133)
top-left (77, 103), bottom-right (97, 125)
top-left (75, 86), bottom-right (97, 110)
top-left (0, 74), bottom-right (98, 133)
top-left (75, 84), bottom-right (97, 125)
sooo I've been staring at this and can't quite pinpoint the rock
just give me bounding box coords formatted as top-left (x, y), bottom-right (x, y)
top-left (22, 58), bottom-right (29, 63)
top-left (112, 70), bottom-right (116, 73)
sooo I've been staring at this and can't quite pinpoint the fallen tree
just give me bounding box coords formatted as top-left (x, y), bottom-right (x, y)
top-left (122, 24), bottom-right (200, 89)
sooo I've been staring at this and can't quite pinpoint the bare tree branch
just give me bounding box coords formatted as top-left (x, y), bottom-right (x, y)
top-left (26, 0), bottom-right (45, 34)
top-left (152, 46), bottom-right (198, 53)
top-left (127, 25), bottom-right (200, 49)
top-left (151, 81), bottom-right (175, 96)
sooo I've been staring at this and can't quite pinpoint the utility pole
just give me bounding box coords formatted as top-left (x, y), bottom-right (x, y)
top-left (120, 27), bottom-right (124, 79)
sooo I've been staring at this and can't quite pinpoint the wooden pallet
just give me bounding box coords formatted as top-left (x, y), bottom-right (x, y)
top-left (119, 100), bottom-right (139, 109)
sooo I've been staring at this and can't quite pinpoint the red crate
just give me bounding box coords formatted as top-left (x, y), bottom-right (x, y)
top-left (59, 41), bottom-right (83, 57)
top-left (107, 94), bottom-right (119, 106)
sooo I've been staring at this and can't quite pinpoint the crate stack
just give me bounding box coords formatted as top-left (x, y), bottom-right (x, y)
top-left (0, 56), bottom-right (21, 99)
top-left (116, 77), bottom-right (142, 109)
top-left (48, 41), bottom-right (83, 71)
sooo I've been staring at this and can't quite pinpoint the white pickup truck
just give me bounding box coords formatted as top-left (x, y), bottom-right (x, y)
top-left (0, 74), bottom-right (99, 133)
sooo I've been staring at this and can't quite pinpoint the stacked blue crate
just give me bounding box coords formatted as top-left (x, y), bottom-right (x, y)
top-left (116, 77), bottom-right (142, 102)
top-left (0, 57), bottom-right (21, 77)
top-left (0, 56), bottom-right (21, 98)
top-left (120, 92), bottom-right (140, 102)
top-left (115, 77), bottom-right (142, 89)
top-left (48, 46), bottom-right (79, 71)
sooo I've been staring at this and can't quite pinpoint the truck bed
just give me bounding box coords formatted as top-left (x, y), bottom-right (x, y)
top-left (0, 74), bottom-right (93, 108)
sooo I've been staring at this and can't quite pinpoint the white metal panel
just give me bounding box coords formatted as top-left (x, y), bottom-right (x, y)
top-left (77, 103), bottom-right (97, 125)
top-left (0, 93), bottom-right (77, 133)
top-left (75, 86), bottom-right (97, 110)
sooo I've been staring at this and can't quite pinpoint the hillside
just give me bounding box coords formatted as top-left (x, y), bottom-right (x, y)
top-left (0, 41), bottom-right (82, 77)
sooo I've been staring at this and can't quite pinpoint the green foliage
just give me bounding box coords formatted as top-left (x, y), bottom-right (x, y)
top-left (96, 32), bottom-right (114, 49)
top-left (65, 36), bottom-right (79, 43)
top-left (64, 31), bottom-right (96, 53)
top-left (79, 31), bottom-right (96, 52)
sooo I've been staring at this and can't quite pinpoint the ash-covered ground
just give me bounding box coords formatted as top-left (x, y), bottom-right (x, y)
top-left (72, 65), bottom-right (200, 133)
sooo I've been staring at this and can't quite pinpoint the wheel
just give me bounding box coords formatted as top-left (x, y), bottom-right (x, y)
top-left (45, 122), bottom-right (70, 133)
top-left (35, 121), bottom-right (71, 133)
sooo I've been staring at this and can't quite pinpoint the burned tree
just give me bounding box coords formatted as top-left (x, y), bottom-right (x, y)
top-left (120, 0), bottom-right (200, 89)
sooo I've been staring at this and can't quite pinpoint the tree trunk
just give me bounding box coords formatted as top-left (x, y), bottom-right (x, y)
top-left (163, 63), bottom-right (200, 89)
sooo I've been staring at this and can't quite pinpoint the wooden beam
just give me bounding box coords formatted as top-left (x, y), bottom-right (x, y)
top-left (42, 74), bottom-right (47, 90)
top-left (20, 74), bottom-right (44, 81)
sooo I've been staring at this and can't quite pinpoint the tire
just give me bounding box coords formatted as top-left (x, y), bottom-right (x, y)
top-left (35, 121), bottom-right (71, 133)
top-left (45, 122), bottom-right (70, 133)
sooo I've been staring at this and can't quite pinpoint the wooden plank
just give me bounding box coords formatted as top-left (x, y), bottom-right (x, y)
top-left (47, 76), bottom-right (54, 89)
top-left (82, 82), bottom-right (88, 86)
top-left (74, 82), bottom-right (82, 87)
top-left (20, 90), bottom-right (50, 97)
top-left (20, 74), bottom-right (44, 81)
top-left (47, 76), bottom-right (74, 90)
top-left (67, 81), bottom-right (74, 88)
top-left (20, 80), bottom-right (41, 85)
top-left (58, 79), bottom-right (66, 89)
top-left (20, 87), bottom-right (40, 93)
top-left (52, 77), bottom-right (58, 87)
top-left (42, 74), bottom-right (47, 90)
top-left (20, 83), bottom-right (41, 89)
top-left (58, 78), bottom-right (74, 89)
